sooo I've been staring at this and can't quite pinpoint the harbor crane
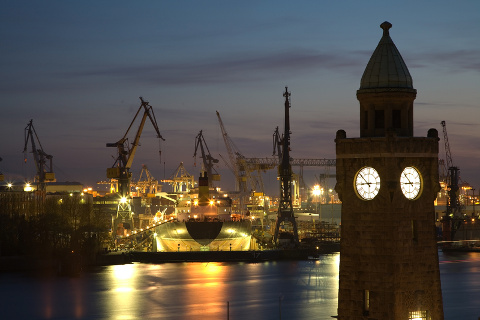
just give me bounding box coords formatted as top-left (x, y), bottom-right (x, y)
top-left (163, 162), bottom-right (195, 193)
top-left (23, 119), bottom-right (55, 192)
top-left (193, 130), bottom-right (220, 188)
top-left (273, 87), bottom-right (299, 245)
top-left (441, 120), bottom-right (464, 241)
top-left (441, 121), bottom-right (461, 216)
top-left (216, 111), bottom-right (264, 214)
top-left (132, 164), bottom-right (159, 226)
top-left (107, 97), bottom-right (164, 233)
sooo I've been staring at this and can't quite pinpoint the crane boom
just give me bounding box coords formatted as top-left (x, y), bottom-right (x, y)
top-left (107, 97), bottom-right (164, 172)
top-left (216, 111), bottom-right (240, 185)
top-left (441, 121), bottom-right (460, 217)
top-left (193, 130), bottom-right (220, 187)
top-left (441, 121), bottom-right (454, 169)
top-left (23, 119), bottom-right (55, 191)
top-left (107, 97), bottom-right (164, 234)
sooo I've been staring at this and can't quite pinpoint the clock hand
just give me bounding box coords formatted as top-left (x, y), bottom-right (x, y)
top-left (403, 173), bottom-right (413, 185)
top-left (359, 173), bottom-right (371, 187)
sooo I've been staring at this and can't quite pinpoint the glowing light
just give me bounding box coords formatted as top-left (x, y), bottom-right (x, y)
top-left (112, 264), bottom-right (135, 281)
top-left (312, 185), bottom-right (321, 196)
top-left (120, 197), bottom-right (128, 204)
top-left (24, 183), bottom-right (33, 192)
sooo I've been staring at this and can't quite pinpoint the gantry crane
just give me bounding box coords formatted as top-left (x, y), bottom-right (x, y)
top-left (107, 97), bottom-right (164, 233)
top-left (132, 164), bottom-right (159, 227)
top-left (163, 162), bottom-right (195, 193)
top-left (193, 130), bottom-right (220, 188)
top-left (273, 87), bottom-right (299, 244)
top-left (134, 164), bottom-right (159, 196)
top-left (23, 119), bottom-right (55, 192)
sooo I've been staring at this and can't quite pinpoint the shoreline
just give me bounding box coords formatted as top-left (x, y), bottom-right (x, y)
top-left (0, 243), bottom-right (340, 274)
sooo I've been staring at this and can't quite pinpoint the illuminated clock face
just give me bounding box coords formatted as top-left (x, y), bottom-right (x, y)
top-left (354, 167), bottom-right (381, 200)
top-left (400, 166), bottom-right (422, 200)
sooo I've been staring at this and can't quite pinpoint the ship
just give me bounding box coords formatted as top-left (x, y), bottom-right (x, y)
top-left (153, 172), bottom-right (252, 252)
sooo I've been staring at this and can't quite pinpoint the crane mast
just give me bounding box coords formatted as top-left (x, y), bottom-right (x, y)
top-left (23, 119), bottom-right (55, 192)
top-left (107, 97), bottom-right (164, 234)
top-left (193, 130), bottom-right (220, 188)
top-left (273, 87), bottom-right (299, 244)
top-left (441, 121), bottom-right (460, 216)
top-left (216, 110), bottom-right (249, 214)
top-left (216, 111), bottom-right (241, 189)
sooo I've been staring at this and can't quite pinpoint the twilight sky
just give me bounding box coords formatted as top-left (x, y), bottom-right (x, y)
top-left (1, 1), bottom-right (479, 195)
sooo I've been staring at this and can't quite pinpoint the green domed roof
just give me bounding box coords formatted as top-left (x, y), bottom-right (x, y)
top-left (359, 22), bottom-right (414, 90)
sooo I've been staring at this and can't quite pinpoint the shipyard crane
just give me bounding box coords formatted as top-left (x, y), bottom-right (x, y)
top-left (441, 121), bottom-right (461, 216)
top-left (107, 97), bottom-right (164, 233)
top-left (164, 162), bottom-right (195, 193)
top-left (23, 119), bottom-right (55, 192)
top-left (216, 111), bottom-right (243, 191)
top-left (193, 130), bottom-right (220, 188)
top-left (441, 120), bottom-right (465, 242)
top-left (273, 87), bottom-right (299, 244)
top-left (132, 164), bottom-right (159, 223)
top-left (217, 111), bottom-right (266, 214)
top-left (135, 164), bottom-right (159, 195)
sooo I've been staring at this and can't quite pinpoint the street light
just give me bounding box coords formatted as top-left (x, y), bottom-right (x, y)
top-left (312, 185), bottom-right (322, 222)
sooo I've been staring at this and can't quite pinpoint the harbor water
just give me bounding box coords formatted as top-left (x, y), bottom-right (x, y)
top-left (1, 251), bottom-right (479, 319)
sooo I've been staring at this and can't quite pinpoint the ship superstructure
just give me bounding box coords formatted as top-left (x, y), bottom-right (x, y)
top-left (154, 172), bottom-right (252, 252)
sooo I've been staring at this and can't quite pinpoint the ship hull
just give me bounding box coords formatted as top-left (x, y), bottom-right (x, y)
top-left (154, 220), bottom-right (252, 252)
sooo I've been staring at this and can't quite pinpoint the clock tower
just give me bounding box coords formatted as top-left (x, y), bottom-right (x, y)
top-left (335, 22), bottom-right (444, 319)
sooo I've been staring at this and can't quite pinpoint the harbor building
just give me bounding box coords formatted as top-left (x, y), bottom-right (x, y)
top-left (335, 22), bottom-right (444, 319)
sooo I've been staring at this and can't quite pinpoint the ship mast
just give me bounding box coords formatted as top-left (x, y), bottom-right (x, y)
top-left (273, 87), bottom-right (299, 244)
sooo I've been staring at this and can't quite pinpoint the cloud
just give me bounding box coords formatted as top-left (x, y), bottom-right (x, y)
top-left (66, 49), bottom-right (363, 87)
top-left (412, 49), bottom-right (480, 73)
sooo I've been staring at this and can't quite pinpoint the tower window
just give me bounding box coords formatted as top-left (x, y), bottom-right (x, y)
top-left (363, 289), bottom-right (370, 316)
top-left (408, 310), bottom-right (429, 320)
top-left (375, 110), bottom-right (384, 129)
top-left (392, 109), bottom-right (401, 128)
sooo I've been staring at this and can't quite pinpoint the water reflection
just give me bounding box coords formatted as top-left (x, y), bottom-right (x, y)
top-left (181, 262), bottom-right (228, 318)
top-left (106, 264), bottom-right (140, 320)
top-left (3, 252), bottom-right (479, 319)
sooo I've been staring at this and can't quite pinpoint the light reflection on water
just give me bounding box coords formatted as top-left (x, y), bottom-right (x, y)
top-left (0, 252), bottom-right (479, 319)
top-left (106, 264), bottom-right (140, 320)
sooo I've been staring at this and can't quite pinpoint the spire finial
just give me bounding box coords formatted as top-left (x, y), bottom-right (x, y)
top-left (380, 21), bottom-right (392, 36)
